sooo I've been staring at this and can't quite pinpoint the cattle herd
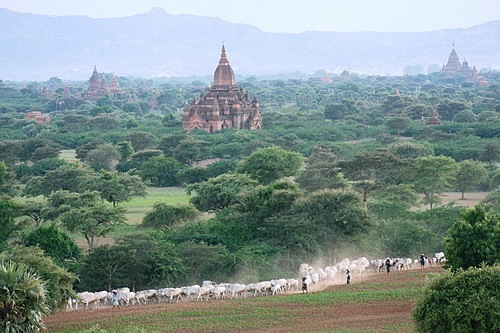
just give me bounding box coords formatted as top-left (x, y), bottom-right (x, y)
top-left (67, 252), bottom-right (446, 311)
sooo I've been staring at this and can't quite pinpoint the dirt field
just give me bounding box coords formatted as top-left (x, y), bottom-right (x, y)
top-left (440, 191), bottom-right (488, 207)
top-left (46, 266), bottom-right (444, 332)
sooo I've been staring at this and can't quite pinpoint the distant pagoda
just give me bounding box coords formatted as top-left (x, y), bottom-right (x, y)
top-left (84, 65), bottom-right (124, 100)
top-left (441, 45), bottom-right (484, 83)
top-left (182, 45), bottom-right (262, 133)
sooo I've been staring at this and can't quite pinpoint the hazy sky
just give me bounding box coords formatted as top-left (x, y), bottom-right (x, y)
top-left (1, 0), bottom-right (499, 33)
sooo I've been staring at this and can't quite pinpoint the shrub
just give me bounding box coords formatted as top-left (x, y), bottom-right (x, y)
top-left (413, 265), bottom-right (500, 333)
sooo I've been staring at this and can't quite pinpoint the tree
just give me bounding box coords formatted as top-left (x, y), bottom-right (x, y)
top-left (436, 98), bottom-right (470, 121)
top-left (45, 190), bottom-right (126, 251)
top-left (20, 138), bottom-right (61, 162)
top-left (0, 140), bottom-right (22, 167)
top-left (23, 224), bottom-right (82, 269)
top-left (296, 145), bottom-right (347, 192)
top-left (413, 155), bottom-right (459, 209)
top-left (453, 110), bottom-right (477, 123)
top-left (23, 157), bottom-right (68, 178)
top-left (295, 189), bottom-right (370, 263)
top-left (76, 244), bottom-right (124, 291)
top-left (77, 236), bottom-right (184, 292)
top-left (480, 142), bottom-right (499, 164)
top-left (158, 133), bottom-right (187, 158)
top-left (0, 196), bottom-right (22, 252)
top-left (236, 146), bottom-right (304, 184)
top-left (79, 170), bottom-right (147, 207)
top-left (413, 265), bottom-right (500, 333)
top-left (0, 161), bottom-right (16, 196)
top-left (369, 184), bottom-right (419, 219)
top-left (187, 173), bottom-right (258, 212)
top-left (123, 131), bottom-right (157, 151)
top-left (30, 145), bottom-right (61, 162)
top-left (23, 163), bottom-right (93, 197)
top-left (122, 102), bottom-right (142, 115)
top-left (140, 156), bottom-right (184, 187)
top-left (176, 240), bottom-right (228, 283)
top-left (0, 246), bottom-right (77, 311)
top-left (0, 261), bottom-right (50, 332)
top-left (142, 203), bottom-right (199, 231)
top-left (88, 114), bottom-right (121, 130)
top-left (117, 140), bottom-right (134, 162)
top-left (85, 143), bottom-right (121, 171)
top-left (480, 188), bottom-right (500, 214)
top-left (174, 137), bottom-right (210, 166)
top-left (445, 205), bottom-right (499, 271)
top-left (385, 116), bottom-right (410, 137)
top-left (20, 201), bottom-right (45, 227)
top-left (387, 141), bottom-right (434, 160)
top-left (338, 149), bottom-right (404, 210)
top-left (455, 160), bottom-right (488, 199)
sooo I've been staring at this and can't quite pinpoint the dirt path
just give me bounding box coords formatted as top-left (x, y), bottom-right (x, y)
top-left (46, 266), bottom-right (444, 332)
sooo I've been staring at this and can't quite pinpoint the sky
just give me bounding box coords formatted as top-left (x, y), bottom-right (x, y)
top-left (1, 0), bottom-right (499, 33)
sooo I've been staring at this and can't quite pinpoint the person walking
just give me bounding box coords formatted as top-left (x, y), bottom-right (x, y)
top-left (112, 290), bottom-right (119, 309)
top-left (385, 258), bottom-right (391, 274)
top-left (346, 269), bottom-right (351, 285)
top-left (301, 277), bottom-right (308, 293)
top-left (419, 254), bottom-right (426, 269)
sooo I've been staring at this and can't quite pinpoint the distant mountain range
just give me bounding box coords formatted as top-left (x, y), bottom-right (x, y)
top-left (1, 8), bottom-right (499, 81)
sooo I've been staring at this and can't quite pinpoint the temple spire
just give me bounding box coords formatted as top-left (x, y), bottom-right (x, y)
top-left (213, 43), bottom-right (235, 87)
top-left (219, 43), bottom-right (229, 65)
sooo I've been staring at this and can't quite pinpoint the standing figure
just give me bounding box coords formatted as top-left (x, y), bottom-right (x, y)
top-left (112, 290), bottom-right (119, 309)
top-left (301, 277), bottom-right (308, 293)
top-left (419, 254), bottom-right (426, 269)
top-left (346, 269), bottom-right (351, 285)
top-left (385, 258), bottom-right (391, 274)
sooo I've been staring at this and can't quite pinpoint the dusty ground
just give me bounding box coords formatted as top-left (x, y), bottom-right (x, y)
top-left (440, 191), bottom-right (487, 207)
top-left (46, 266), bottom-right (443, 332)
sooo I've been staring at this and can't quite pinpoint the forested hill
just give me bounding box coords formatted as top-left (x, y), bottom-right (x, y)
top-left (1, 7), bottom-right (500, 81)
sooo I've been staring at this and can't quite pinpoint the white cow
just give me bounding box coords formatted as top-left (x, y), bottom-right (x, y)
top-left (228, 283), bottom-right (247, 299)
top-left (161, 287), bottom-right (183, 303)
top-left (76, 292), bottom-right (99, 310)
top-left (287, 279), bottom-right (299, 292)
top-left (197, 286), bottom-right (213, 301)
top-left (435, 252), bottom-right (446, 264)
top-left (182, 285), bottom-right (200, 301)
top-left (94, 290), bottom-right (108, 306)
top-left (212, 285), bottom-right (226, 300)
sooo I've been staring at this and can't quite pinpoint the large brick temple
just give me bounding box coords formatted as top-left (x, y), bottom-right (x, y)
top-left (182, 45), bottom-right (262, 133)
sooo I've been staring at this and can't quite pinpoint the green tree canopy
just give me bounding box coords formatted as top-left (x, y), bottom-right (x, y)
top-left (23, 224), bottom-right (82, 269)
top-left (445, 205), bottom-right (499, 271)
top-left (236, 146), bottom-right (304, 184)
top-left (79, 170), bottom-right (147, 207)
top-left (140, 156), bottom-right (184, 187)
top-left (0, 196), bottom-right (22, 252)
top-left (0, 246), bottom-right (77, 311)
top-left (413, 265), bottom-right (500, 333)
top-left (295, 189), bottom-right (370, 263)
top-left (455, 160), bottom-right (488, 199)
top-left (176, 240), bottom-right (228, 283)
top-left (413, 155), bottom-right (459, 209)
top-left (85, 143), bottom-right (121, 171)
top-left (23, 163), bottom-right (93, 197)
top-left (296, 145), bottom-right (347, 192)
top-left (187, 172), bottom-right (258, 212)
top-left (44, 190), bottom-right (126, 251)
top-left (142, 202), bottom-right (199, 231)
top-left (0, 161), bottom-right (16, 196)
